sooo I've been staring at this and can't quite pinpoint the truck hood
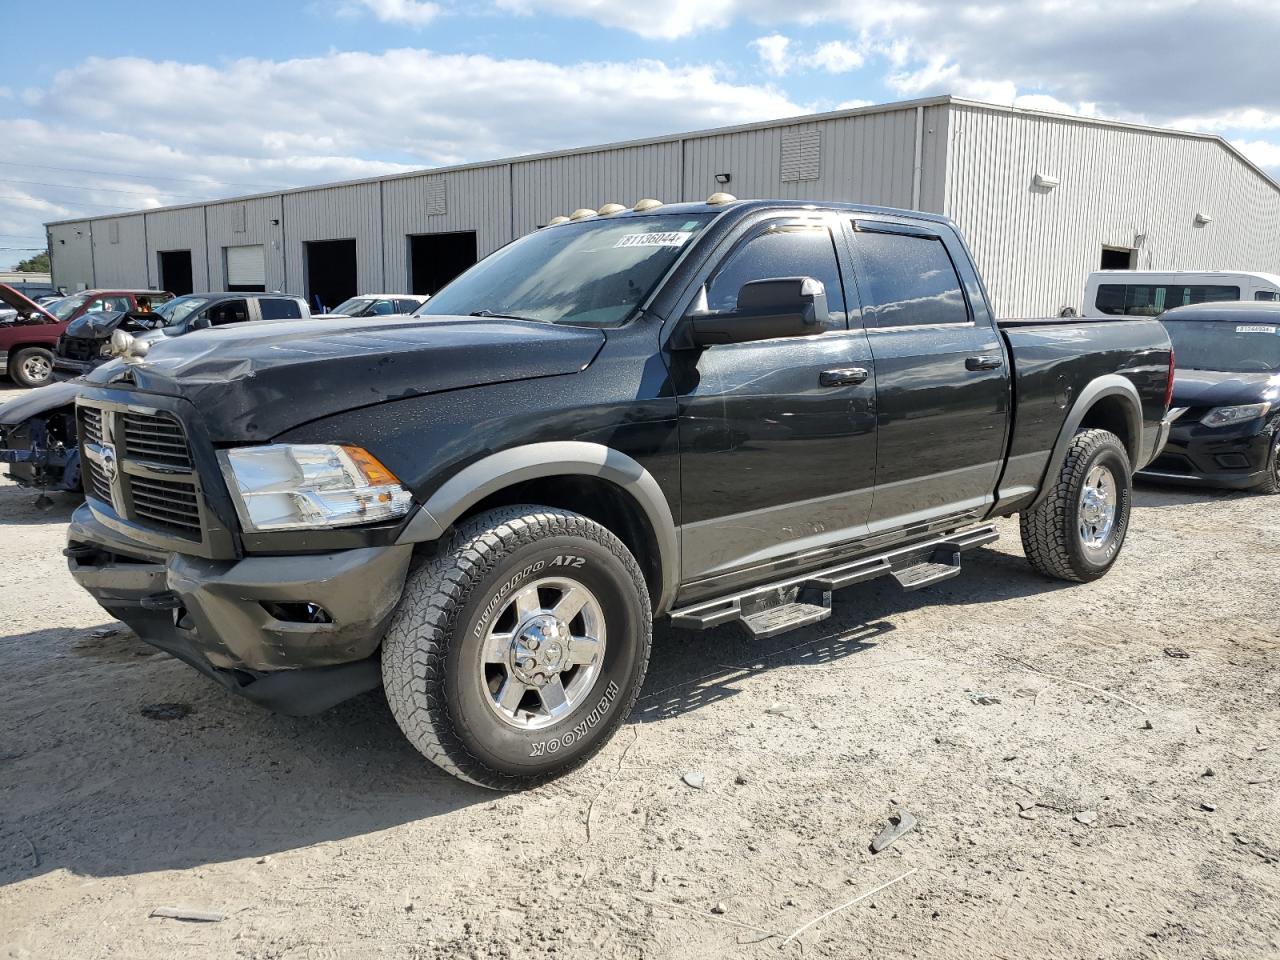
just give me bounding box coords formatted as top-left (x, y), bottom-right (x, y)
top-left (0, 379), bottom-right (81, 428)
top-left (1171, 369), bottom-right (1279, 408)
top-left (0, 283), bottom-right (56, 324)
top-left (126, 314), bottom-right (606, 441)
top-left (64, 310), bottom-right (165, 340)
top-left (0, 362), bottom-right (123, 428)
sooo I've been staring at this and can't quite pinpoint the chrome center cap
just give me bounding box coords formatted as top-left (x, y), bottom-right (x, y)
top-left (510, 615), bottom-right (569, 685)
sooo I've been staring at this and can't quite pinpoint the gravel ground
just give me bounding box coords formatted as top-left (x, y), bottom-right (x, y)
top-left (1, 415), bottom-right (1277, 959)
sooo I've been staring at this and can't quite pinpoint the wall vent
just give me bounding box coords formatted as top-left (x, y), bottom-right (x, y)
top-left (232, 203), bottom-right (247, 233)
top-left (108, 221), bottom-right (120, 244)
top-left (780, 129), bottom-right (821, 182)
top-left (423, 178), bottom-right (447, 216)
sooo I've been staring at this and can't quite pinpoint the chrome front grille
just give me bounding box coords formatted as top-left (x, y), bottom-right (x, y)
top-left (128, 475), bottom-right (202, 536)
top-left (80, 407), bottom-right (104, 444)
top-left (78, 401), bottom-right (205, 543)
top-left (121, 411), bottom-right (192, 469)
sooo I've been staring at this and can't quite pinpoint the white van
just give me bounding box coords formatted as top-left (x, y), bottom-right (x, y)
top-left (1081, 270), bottom-right (1280, 318)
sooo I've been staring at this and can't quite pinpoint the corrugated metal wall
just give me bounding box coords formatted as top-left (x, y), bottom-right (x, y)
top-left (511, 142), bottom-right (683, 233)
top-left (144, 207), bottom-right (209, 290)
top-left (944, 102), bottom-right (1280, 316)
top-left (47, 222), bottom-right (94, 292)
top-left (682, 105), bottom-right (946, 211)
top-left (89, 215), bottom-right (148, 288)
top-left (205, 195), bottom-right (285, 291)
top-left (383, 165), bottom-right (512, 291)
top-left (283, 183), bottom-right (382, 297)
top-left (40, 104), bottom-right (942, 295)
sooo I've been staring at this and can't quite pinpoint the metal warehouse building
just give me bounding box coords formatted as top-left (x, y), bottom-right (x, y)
top-left (46, 95), bottom-right (1280, 317)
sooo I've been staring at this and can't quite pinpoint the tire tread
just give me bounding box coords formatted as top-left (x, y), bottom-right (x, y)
top-left (382, 505), bottom-right (651, 790)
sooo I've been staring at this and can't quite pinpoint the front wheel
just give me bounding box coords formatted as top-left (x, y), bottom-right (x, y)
top-left (1020, 428), bottom-right (1132, 582)
top-left (1255, 433), bottom-right (1280, 495)
top-left (10, 347), bottom-right (54, 388)
top-left (382, 505), bottom-right (651, 790)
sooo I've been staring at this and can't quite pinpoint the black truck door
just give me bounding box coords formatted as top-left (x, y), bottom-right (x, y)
top-left (671, 214), bottom-right (878, 589)
top-left (843, 218), bottom-right (1008, 534)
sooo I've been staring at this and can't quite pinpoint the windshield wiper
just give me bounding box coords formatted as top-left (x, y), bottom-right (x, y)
top-left (468, 309), bottom-right (546, 323)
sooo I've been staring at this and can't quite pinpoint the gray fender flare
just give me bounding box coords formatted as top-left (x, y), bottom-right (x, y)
top-left (1028, 374), bottom-right (1143, 510)
top-left (395, 442), bottom-right (679, 614)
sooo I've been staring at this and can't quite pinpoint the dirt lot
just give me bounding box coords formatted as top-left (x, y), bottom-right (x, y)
top-left (1, 418), bottom-right (1278, 958)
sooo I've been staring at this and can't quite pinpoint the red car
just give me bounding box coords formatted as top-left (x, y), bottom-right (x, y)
top-left (0, 287), bottom-right (172, 387)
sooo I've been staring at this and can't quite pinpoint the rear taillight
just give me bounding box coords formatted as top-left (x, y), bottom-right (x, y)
top-left (1163, 346), bottom-right (1176, 411)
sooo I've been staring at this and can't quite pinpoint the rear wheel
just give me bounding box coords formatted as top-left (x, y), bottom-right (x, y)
top-left (381, 505), bottom-right (651, 790)
top-left (10, 347), bottom-right (53, 388)
top-left (1020, 428), bottom-right (1132, 582)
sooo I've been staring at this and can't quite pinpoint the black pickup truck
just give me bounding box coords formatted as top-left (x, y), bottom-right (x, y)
top-left (64, 198), bottom-right (1174, 789)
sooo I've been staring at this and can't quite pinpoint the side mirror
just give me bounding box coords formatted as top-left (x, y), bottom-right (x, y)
top-left (190, 314), bottom-right (211, 330)
top-left (684, 277), bottom-right (829, 348)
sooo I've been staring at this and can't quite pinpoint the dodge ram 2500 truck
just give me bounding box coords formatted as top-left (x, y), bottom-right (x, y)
top-left (64, 198), bottom-right (1175, 790)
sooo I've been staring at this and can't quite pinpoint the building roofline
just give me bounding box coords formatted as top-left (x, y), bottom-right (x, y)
top-left (44, 93), bottom-right (1279, 228)
top-left (43, 95), bottom-right (955, 227)
top-left (948, 97), bottom-right (1280, 194)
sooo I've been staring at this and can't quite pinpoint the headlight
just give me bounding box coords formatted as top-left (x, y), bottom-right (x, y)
top-left (1200, 402), bottom-right (1271, 428)
top-left (218, 443), bottom-right (413, 532)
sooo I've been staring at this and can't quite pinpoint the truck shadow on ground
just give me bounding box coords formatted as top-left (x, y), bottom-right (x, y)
top-left (636, 543), bottom-right (1070, 723)
top-left (0, 517), bottom-right (1098, 886)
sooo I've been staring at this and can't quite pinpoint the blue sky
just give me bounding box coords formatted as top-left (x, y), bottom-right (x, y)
top-left (3, 0), bottom-right (1279, 269)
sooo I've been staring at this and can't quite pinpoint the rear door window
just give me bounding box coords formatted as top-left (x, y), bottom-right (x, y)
top-left (850, 226), bottom-right (970, 327)
top-left (258, 298), bottom-right (303, 320)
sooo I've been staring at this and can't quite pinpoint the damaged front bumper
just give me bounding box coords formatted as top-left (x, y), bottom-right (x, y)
top-left (66, 503), bottom-right (413, 715)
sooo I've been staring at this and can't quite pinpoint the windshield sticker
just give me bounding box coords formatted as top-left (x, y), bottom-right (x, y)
top-left (614, 231), bottom-right (694, 249)
top-left (1235, 324), bottom-right (1277, 334)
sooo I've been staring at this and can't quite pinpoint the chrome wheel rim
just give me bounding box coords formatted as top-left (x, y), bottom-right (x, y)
top-left (1078, 463), bottom-right (1118, 560)
top-left (480, 577), bottom-right (606, 730)
top-left (21, 353), bottom-right (51, 383)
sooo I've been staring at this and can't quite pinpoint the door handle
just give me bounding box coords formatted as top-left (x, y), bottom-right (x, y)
top-left (819, 367), bottom-right (869, 387)
top-left (965, 355), bottom-right (1003, 371)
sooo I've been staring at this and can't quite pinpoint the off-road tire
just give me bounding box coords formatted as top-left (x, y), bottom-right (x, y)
top-left (382, 505), bottom-right (651, 790)
top-left (1255, 433), bottom-right (1280, 495)
top-left (10, 347), bottom-right (54, 388)
top-left (1020, 428), bottom-right (1132, 582)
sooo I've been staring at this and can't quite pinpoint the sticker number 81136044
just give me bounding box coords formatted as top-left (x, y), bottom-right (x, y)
top-left (530, 680), bottom-right (620, 757)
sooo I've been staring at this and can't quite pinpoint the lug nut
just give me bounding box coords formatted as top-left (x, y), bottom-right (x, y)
top-left (522, 658), bottom-right (536, 671)
top-left (526, 638), bottom-right (540, 651)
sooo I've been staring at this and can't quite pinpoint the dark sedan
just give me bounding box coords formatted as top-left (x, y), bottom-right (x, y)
top-left (1140, 302), bottom-right (1280, 492)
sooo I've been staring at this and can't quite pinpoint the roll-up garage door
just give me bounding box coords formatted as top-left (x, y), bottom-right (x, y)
top-left (225, 244), bottom-right (265, 289)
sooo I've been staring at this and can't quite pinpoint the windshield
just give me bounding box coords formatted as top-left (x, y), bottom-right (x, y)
top-left (154, 295), bottom-right (210, 326)
top-left (1163, 319), bottom-right (1280, 373)
top-left (421, 213), bottom-right (716, 327)
top-left (331, 297), bottom-right (375, 316)
top-left (49, 294), bottom-right (90, 320)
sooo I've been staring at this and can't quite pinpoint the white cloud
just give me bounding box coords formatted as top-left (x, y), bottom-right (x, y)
top-left (340, 0), bottom-right (441, 26)
top-left (1233, 139), bottom-right (1280, 174)
top-left (494, 0), bottom-right (741, 40)
top-left (1, 48), bottom-right (805, 266)
top-left (750, 34), bottom-right (792, 76)
top-left (812, 40), bottom-right (864, 74)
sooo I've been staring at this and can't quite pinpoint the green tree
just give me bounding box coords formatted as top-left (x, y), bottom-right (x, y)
top-left (14, 250), bottom-right (50, 273)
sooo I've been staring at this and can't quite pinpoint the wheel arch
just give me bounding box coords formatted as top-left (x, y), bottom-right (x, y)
top-left (395, 442), bottom-right (678, 614)
top-left (1029, 375), bottom-right (1143, 510)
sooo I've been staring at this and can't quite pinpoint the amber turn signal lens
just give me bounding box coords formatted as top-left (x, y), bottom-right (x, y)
top-left (340, 444), bottom-right (400, 486)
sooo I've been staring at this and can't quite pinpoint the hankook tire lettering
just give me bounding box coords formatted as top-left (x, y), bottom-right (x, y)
top-left (529, 680), bottom-right (620, 756)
